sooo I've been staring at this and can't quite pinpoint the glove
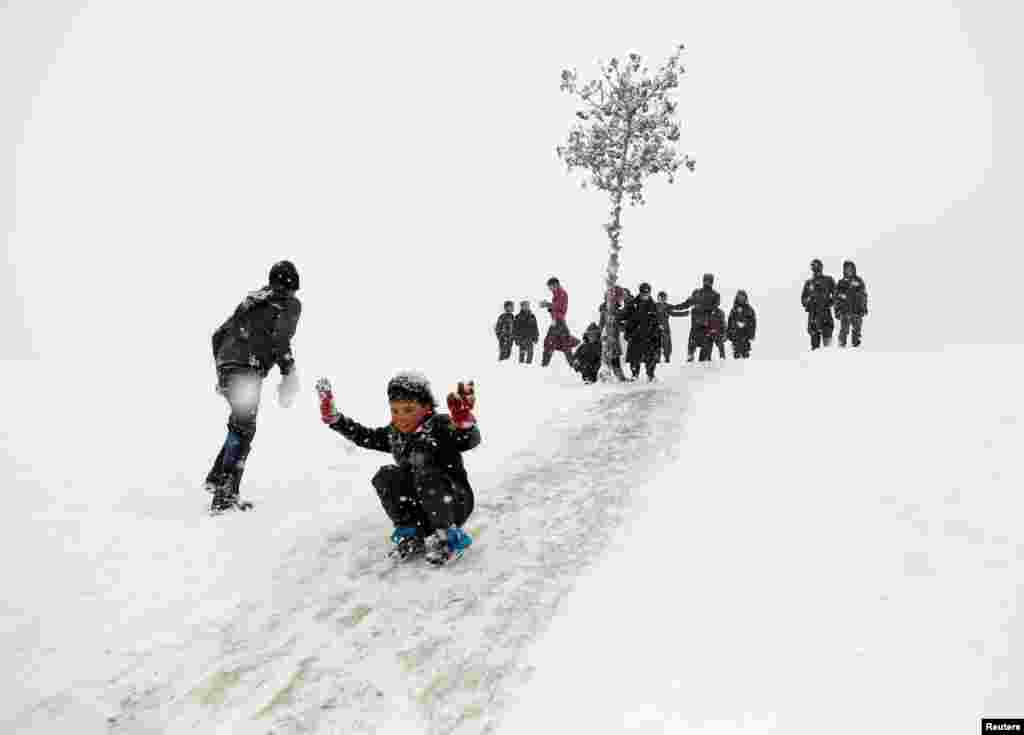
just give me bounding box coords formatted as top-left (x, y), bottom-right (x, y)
top-left (277, 369), bottom-right (300, 408)
top-left (447, 381), bottom-right (476, 429)
top-left (315, 377), bottom-right (341, 424)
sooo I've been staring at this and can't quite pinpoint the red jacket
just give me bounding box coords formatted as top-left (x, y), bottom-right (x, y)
top-left (549, 287), bottom-right (568, 321)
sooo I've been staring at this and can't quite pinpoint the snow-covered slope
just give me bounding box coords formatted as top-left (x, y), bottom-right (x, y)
top-left (6, 344), bottom-right (1021, 734)
top-left (502, 347), bottom-right (1024, 734)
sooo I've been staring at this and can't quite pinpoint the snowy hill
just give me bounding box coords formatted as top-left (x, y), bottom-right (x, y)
top-left (5, 344), bottom-right (1021, 734)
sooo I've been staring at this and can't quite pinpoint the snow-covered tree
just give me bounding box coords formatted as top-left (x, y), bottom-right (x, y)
top-left (557, 46), bottom-right (695, 379)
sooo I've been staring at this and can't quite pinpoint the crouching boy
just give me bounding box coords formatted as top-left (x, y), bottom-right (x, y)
top-left (572, 322), bottom-right (603, 383)
top-left (317, 372), bottom-right (479, 566)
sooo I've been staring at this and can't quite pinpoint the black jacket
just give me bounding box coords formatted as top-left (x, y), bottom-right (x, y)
top-left (572, 339), bottom-right (603, 374)
top-left (622, 297), bottom-right (661, 344)
top-left (679, 286), bottom-right (721, 326)
top-left (727, 303), bottom-right (757, 341)
top-left (495, 312), bottom-right (514, 339)
top-left (801, 274), bottom-right (836, 314)
top-left (834, 272), bottom-right (868, 316)
top-left (212, 286), bottom-right (301, 376)
top-left (512, 311), bottom-right (539, 342)
top-left (328, 412), bottom-right (481, 492)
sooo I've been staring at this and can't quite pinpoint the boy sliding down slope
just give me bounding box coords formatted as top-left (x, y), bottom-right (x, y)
top-left (316, 372), bottom-right (479, 566)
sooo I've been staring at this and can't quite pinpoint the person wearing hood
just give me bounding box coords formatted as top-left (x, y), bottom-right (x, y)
top-left (317, 372), bottom-right (479, 566)
top-left (622, 282), bottom-right (663, 380)
top-left (678, 273), bottom-right (722, 362)
top-left (205, 260), bottom-right (302, 514)
top-left (571, 322), bottom-right (604, 383)
top-left (726, 290), bottom-right (757, 359)
top-left (834, 260), bottom-right (868, 347)
top-left (512, 300), bottom-right (540, 364)
top-left (801, 258), bottom-right (837, 350)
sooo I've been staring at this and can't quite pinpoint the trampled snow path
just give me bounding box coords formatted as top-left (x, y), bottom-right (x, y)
top-left (103, 380), bottom-right (691, 734)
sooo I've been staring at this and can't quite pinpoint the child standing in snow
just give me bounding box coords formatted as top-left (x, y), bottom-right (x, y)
top-left (699, 306), bottom-right (728, 362)
top-left (512, 301), bottom-right (539, 364)
top-left (726, 290), bottom-right (757, 359)
top-left (495, 301), bottom-right (515, 361)
top-left (316, 372), bottom-right (479, 566)
top-left (571, 323), bottom-right (603, 383)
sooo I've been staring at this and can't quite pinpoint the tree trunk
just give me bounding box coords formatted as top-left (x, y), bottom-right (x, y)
top-left (599, 115), bottom-right (634, 382)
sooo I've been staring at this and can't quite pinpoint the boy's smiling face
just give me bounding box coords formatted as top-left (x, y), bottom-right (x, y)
top-left (390, 400), bottom-right (431, 433)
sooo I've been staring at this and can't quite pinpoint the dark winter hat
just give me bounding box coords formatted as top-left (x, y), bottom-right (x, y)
top-left (702, 273), bottom-right (714, 285)
top-left (585, 322), bottom-right (601, 337)
top-left (735, 289), bottom-right (749, 303)
top-left (843, 260), bottom-right (856, 273)
top-left (269, 260), bottom-right (300, 291)
top-left (546, 277), bottom-right (560, 287)
top-left (810, 258), bottom-right (823, 272)
top-left (503, 300), bottom-right (514, 309)
top-left (387, 371), bottom-right (437, 407)
top-left (638, 282), bottom-right (652, 294)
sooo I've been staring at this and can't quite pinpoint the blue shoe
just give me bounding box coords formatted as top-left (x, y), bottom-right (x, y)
top-left (446, 527), bottom-right (473, 553)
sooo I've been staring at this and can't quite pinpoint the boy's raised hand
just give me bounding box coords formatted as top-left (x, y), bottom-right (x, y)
top-left (447, 381), bottom-right (476, 429)
top-left (315, 377), bottom-right (341, 424)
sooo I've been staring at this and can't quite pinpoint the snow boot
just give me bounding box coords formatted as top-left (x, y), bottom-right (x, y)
top-left (425, 527), bottom-right (472, 566)
top-left (388, 526), bottom-right (426, 561)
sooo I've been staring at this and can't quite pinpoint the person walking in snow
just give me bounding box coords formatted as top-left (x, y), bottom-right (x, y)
top-left (317, 372), bottom-right (479, 566)
top-left (801, 258), bottom-right (837, 350)
top-left (571, 322), bottom-right (603, 384)
top-left (833, 260), bottom-right (868, 348)
top-left (205, 260), bottom-right (302, 514)
top-left (512, 300), bottom-right (539, 364)
top-left (495, 300), bottom-right (515, 361)
top-left (655, 290), bottom-right (689, 363)
top-left (726, 290), bottom-right (757, 359)
top-left (622, 282), bottom-right (663, 380)
top-left (678, 273), bottom-right (721, 363)
top-left (539, 277), bottom-right (580, 367)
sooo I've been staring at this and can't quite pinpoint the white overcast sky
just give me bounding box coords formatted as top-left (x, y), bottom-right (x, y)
top-left (2, 0), bottom-right (1021, 364)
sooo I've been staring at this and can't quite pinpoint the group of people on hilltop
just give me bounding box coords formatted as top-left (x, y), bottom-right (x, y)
top-left (494, 277), bottom-right (582, 367)
top-left (801, 258), bottom-right (869, 349)
top-left (496, 273), bottom-right (758, 384)
top-left (594, 274), bottom-right (758, 383)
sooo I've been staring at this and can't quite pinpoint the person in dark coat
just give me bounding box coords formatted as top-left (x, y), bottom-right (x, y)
top-left (726, 290), bottom-right (757, 359)
top-left (655, 290), bottom-right (689, 363)
top-left (801, 258), bottom-right (837, 350)
top-left (494, 300), bottom-right (515, 361)
top-left (698, 306), bottom-right (727, 361)
top-left (678, 273), bottom-right (721, 362)
top-left (539, 277), bottom-right (580, 367)
top-left (318, 372), bottom-right (479, 566)
top-left (206, 260), bottom-right (302, 513)
top-left (622, 282), bottom-right (662, 380)
top-left (834, 260), bottom-right (868, 348)
top-left (571, 322), bottom-right (603, 383)
top-left (512, 300), bottom-right (539, 364)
